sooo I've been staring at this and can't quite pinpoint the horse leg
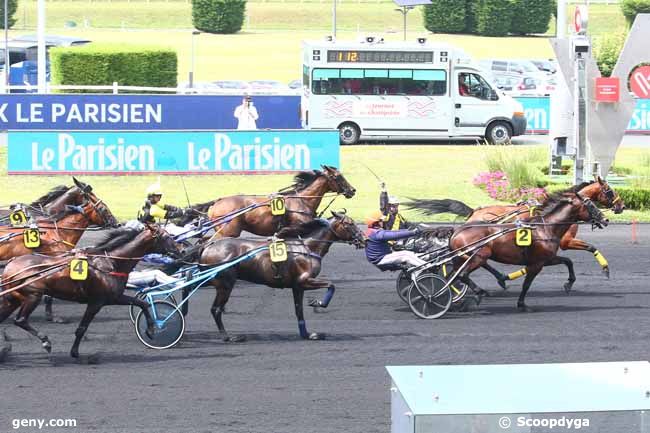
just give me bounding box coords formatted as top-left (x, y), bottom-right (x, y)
top-left (181, 286), bottom-right (191, 317)
top-left (292, 288), bottom-right (322, 340)
top-left (70, 303), bottom-right (103, 359)
top-left (43, 295), bottom-right (67, 324)
top-left (210, 278), bottom-right (243, 342)
top-left (517, 264), bottom-right (543, 312)
top-left (113, 293), bottom-right (156, 337)
top-left (0, 295), bottom-right (20, 323)
top-left (301, 277), bottom-right (335, 311)
top-left (542, 256), bottom-right (576, 293)
top-left (561, 237), bottom-right (609, 279)
top-left (13, 294), bottom-right (52, 353)
top-left (480, 263), bottom-right (508, 290)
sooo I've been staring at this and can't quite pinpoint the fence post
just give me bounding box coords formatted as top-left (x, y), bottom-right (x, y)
top-left (113, 82), bottom-right (118, 94)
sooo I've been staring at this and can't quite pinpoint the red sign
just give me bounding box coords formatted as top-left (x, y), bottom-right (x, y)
top-left (595, 77), bottom-right (620, 103)
top-left (574, 6), bottom-right (588, 34)
top-left (629, 65), bottom-right (650, 98)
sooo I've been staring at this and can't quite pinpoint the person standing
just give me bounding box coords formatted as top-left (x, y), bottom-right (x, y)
top-left (234, 95), bottom-right (259, 130)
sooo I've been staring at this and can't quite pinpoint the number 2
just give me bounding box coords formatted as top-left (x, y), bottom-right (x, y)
top-left (515, 228), bottom-right (532, 247)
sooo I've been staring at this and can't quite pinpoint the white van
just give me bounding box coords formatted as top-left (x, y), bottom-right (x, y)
top-left (301, 38), bottom-right (526, 144)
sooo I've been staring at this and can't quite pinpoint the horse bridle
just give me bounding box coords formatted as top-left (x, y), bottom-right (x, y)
top-left (576, 193), bottom-right (607, 229)
top-left (329, 216), bottom-right (365, 247)
top-left (324, 170), bottom-right (353, 197)
top-left (82, 192), bottom-right (116, 228)
top-left (600, 182), bottom-right (622, 209)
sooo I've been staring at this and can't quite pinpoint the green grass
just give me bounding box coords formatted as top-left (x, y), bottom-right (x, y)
top-left (3, 144), bottom-right (650, 223)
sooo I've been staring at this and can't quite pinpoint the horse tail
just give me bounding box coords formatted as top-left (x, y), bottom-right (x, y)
top-left (403, 198), bottom-right (474, 218)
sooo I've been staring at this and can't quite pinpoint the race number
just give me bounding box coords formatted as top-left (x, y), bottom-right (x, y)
top-left (270, 197), bottom-right (286, 216)
top-left (269, 241), bottom-right (288, 262)
top-left (9, 210), bottom-right (27, 226)
top-left (23, 229), bottom-right (40, 248)
top-left (515, 228), bottom-right (532, 247)
top-left (69, 259), bottom-right (89, 281)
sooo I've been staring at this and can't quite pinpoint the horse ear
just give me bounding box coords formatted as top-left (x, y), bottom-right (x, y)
top-left (597, 176), bottom-right (604, 185)
top-left (72, 176), bottom-right (82, 188)
top-left (330, 210), bottom-right (341, 218)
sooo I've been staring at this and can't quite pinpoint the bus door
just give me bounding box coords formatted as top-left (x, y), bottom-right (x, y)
top-left (453, 71), bottom-right (500, 137)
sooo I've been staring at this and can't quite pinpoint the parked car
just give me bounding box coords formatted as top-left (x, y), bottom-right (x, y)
top-left (10, 34), bottom-right (91, 47)
top-left (248, 80), bottom-right (292, 94)
top-left (288, 79), bottom-right (302, 89)
top-left (490, 73), bottom-right (545, 96)
top-left (212, 80), bottom-right (252, 94)
top-left (480, 59), bottom-right (550, 83)
top-left (530, 59), bottom-right (557, 75)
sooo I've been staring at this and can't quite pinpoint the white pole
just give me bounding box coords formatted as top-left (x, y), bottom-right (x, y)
top-left (37, 0), bottom-right (46, 93)
top-left (4, 0), bottom-right (9, 92)
top-left (332, 0), bottom-right (337, 38)
top-left (557, 0), bottom-right (567, 39)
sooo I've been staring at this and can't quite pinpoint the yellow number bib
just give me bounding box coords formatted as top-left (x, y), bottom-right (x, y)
top-left (10, 210), bottom-right (27, 227)
top-left (70, 258), bottom-right (89, 281)
top-left (515, 228), bottom-right (532, 247)
top-left (23, 229), bottom-right (40, 248)
top-left (269, 241), bottom-right (288, 262)
top-left (270, 197), bottom-right (286, 216)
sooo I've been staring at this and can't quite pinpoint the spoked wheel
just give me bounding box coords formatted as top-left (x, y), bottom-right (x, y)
top-left (129, 292), bottom-right (178, 324)
top-left (135, 300), bottom-right (185, 350)
top-left (438, 263), bottom-right (469, 304)
top-left (407, 273), bottom-right (452, 320)
top-left (396, 270), bottom-right (412, 304)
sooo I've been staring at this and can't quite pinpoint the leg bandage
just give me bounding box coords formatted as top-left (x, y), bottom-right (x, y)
top-left (593, 250), bottom-right (609, 268)
top-left (507, 268), bottom-right (527, 280)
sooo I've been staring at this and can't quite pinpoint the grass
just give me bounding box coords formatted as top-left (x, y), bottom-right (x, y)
top-left (3, 144), bottom-right (650, 223)
top-left (5, 2), bottom-right (627, 83)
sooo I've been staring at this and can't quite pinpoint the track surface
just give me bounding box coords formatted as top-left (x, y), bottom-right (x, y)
top-left (0, 225), bottom-right (649, 433)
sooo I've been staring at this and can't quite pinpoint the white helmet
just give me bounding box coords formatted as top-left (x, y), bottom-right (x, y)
top-left (146, 182), bottom-right (162, 196)
top-left (388, 196), bottom-right (400, 205)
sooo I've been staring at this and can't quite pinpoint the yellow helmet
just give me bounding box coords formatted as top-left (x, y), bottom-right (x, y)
top-left (365, 210), bottom-right (384, 227)
top-left (146, 182), bottom-right (162, 196)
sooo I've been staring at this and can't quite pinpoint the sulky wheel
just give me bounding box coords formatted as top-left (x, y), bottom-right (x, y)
top-left (437, 263), bottom-right (469, 304)
top-left (396, 270), bottom-right (413, 304)
top-left (135, 300), bottom-right (185, 350)
top-left (129, 291), bottom-right (177, 324)
top-left (407, 273), bottom-right (452, 320)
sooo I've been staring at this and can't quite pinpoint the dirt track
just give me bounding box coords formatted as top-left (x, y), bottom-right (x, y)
top-left (0, 224), bottom-right (649, 433)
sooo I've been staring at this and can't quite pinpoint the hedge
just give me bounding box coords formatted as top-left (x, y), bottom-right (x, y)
top-left (49, 45), bottom-right (177, 92)
top-left (616, 187), bottom-right (650, 210)
top-left (465, 0), bottom-right (480, 34)
top-left (192, 0), bottom-right (246, 34)
top-left (509, 0), bottom-right (553, 35)
top-left (0, 0), bottom-right (18, 29)
top-left (594, 33), bottom-right (626, 77)
top-left (423, 0), bottom-right (467, 33)
top-left (621, 0), bottom-right (650, 27)
top-left (476, 0), bottom-right (514, 37)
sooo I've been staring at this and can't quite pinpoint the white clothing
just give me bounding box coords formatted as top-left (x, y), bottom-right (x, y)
top-left (234, 102), bottom-right (259, 130)
top-left (128, 269), bottom-right (180, 287)
top-left (164, 222), bottom-right (193, 237)
top-left (376, 250), bottom-right (427, 270)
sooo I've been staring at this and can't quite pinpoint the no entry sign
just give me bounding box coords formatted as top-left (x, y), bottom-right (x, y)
top-left (595, 77), bottom-right (620, 103)
top-left (629, 65), bottom-right (650, 99)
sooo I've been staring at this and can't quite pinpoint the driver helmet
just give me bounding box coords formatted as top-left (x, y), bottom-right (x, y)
top-left (146, 182), bottom-right (162, 197)
top-left (388, 196), bottom-right (400, 205)
top-left (365, 210), bottom-right (384, 227)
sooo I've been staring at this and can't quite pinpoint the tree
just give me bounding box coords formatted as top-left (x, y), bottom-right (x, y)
top-left (510, 0), bottom-right (553, 35)
top-left (0, 0), bottom-right (18, 29)
top-left (192, 0), bottom-right (247, 34)
top-left (476, 0), bottom-right (514, 37)
top-left (423, 0), bottom-right (466, 33)
top-left (621, 0), bottom-right (650, 27)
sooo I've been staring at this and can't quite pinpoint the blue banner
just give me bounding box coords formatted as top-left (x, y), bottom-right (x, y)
top-left (0, 94), bottom-right (301, 130)
top-left (516, 96), bottom-right (650, 134)
top-left (8, 130), bottom-right (339, 174)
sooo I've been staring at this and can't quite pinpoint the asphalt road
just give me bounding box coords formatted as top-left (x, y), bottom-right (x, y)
top-left (0, 224), bottom-right (649, 433)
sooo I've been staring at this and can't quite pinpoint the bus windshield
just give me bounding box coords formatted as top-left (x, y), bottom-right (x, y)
top-left (311, 68), bottom-right (447, 96)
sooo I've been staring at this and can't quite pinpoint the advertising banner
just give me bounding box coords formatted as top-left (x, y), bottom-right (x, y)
top-left (0, 94), bottom-right (301, 130)
top-left (8, 130), bottom-right (339, 175)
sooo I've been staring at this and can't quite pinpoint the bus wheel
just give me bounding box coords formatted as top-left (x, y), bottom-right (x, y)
top-left (339, 123), bottom-right (360, 145)
top-left (485, 121), bottom-right (512, 145)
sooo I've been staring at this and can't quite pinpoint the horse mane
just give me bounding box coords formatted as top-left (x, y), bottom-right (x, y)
top-left (190, 199), bottom-right (216, 213)
top-left (84, 227), bottom-right (142, 254)
top-left (279, 170), bottom-right (323, 195)
top-left (275, 218), bottom-right (329, 239)
top-left (29, 185), bottom-right (69, 208)
top-left (540, 184), bottom-right (586, 216)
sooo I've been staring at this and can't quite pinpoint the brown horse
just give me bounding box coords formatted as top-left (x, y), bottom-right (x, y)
top-left (187, 165), bottom-right (356, 237)
top-left (0, 224), bottom-right (180, 359)
top-left (198, 212), bottom-right (366, 341)
top-left (447, 187), bottom-right (607, 312)
top-left (405, 178), bottom-right (624, 289)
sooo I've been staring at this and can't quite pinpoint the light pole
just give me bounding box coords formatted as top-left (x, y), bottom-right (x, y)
top-left (37, 0), bottom-right (46, 93)
top-left (332, 0), bottom-right (337, 38)
top-left (4, 0), bottom-right (9, 92)
top-left (189, 30), bottom-right (200, 89)
top-left (394, 6), bottom-right (414, 41)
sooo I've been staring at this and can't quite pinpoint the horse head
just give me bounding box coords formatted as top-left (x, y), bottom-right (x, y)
top-left (80, 189), bottom-right (119, 228)
top-left (144, 223), bottom-right (183, 258)
top-left (321, 165), bottom-right (356, 199)
top-left (329, 210), bottom-right (366, 248)
top-left (573, 193), bottom-right (609, 228)
top-left (578, 177), bottom-right (625, 214)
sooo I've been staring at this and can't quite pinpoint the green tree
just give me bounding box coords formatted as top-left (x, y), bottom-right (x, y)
top-left (423, 0), bottom-right (466, 33)
top-left (621, 0), bottom-right (650, 27)
top-left (594, 33), bottom-right (626, 77)
top-left (510, 0), bottom-right (553, 35)
top-left (476, 0), bottom-right (514, 37)
top-left (192, 0), bottom-right (247, 34)
top-left (0, 0), bottom-right (18, 29)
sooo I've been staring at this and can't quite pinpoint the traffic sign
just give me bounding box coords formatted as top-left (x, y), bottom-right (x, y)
top-left (629, 65), bottom-right (650, 98)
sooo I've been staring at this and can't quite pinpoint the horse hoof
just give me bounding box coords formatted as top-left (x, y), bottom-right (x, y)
top-left (517, 304), bottom-right (535, 313)
top-left (308, 332), bottom-right (324, 340)
top-left (564, 282), bottom-right (574, 293)
top-left (75, 354), bottom-right (100, 365)
top-left (52, 316), bottom-right (68, 324)
top-left (70, 350), bottom-right (79, 359)
top-left (603, 267), bottom-right (610, 279)
top-left (224, 335), bottom-right (246, 343)
top-left (477, 289), bottom-right (491, 298)
top-left (42, 340), bottom-right (52, 353)
top-left (497, 279), bottom-right (508, 290)
top-left (0, 344), bottom-right (11, 363)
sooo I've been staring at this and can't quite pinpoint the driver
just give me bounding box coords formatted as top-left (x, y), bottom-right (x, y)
top-left (364, 210), bottom-right (425, 272)
top-left (380, 187), bottom-right (409, 231)
top-left (137, 182), bottom-right (193, 237)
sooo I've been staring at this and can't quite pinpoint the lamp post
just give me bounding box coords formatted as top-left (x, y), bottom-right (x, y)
top-left (37, 0), bottom-right (46, 93)
top-left (4, 0), bottom-right (9, 92)
top-left (332, 0), bottom-right (337, 38)
top-left (189, 30), bottom-right (200, 89)
top-left (394, 6), bottom-right (414, 41)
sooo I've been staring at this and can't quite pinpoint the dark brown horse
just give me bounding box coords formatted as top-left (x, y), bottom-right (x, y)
top-left (0, 224), bottom-right (180, 359)
top-left (405, 178), bottom-right (624, 290)
top-left (198, 212), bottom-right (365, 341)
top-left (188, 166), bottom-right (356, 237)
top-left (448, 188), bottom-right (607, 312)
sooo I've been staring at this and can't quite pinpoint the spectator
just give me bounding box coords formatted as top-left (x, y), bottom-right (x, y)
top-left (234, 95), bottom-right (259, 130)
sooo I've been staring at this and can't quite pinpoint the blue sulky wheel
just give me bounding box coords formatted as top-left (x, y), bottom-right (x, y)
top-left (407, 273), bottom-right (452, 319)
top-left (129, 291), bottom-right (177, 324)
top-left (396, 270), bottom-right (412, 303)
top-left (135, 300), bottom-right (185, 350)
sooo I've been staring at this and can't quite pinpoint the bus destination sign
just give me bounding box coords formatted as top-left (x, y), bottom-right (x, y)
top-left (327, 50), bottom-right (434, 63)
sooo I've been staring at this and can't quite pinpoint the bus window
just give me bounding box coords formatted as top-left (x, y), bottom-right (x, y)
top-left (311, 68), bottom-right (447, 96)
top-left (458, 73), bottom-right (497, 100)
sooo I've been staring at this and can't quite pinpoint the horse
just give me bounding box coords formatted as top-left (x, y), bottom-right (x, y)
top-left (404, 178), bottom-right (624, 291)
top-left (0, 224), bottom-right (181, 360)
top-left (198, 211), bottom-right (366, 341)
top-left (0, 178), bottom-right (97, 221)
top-left (445, 187), bottom-right (608, 312)
top-left (185, 165), bottom-right (356, 237)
